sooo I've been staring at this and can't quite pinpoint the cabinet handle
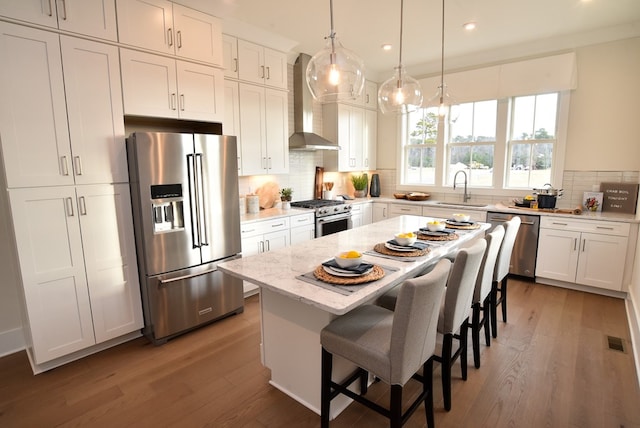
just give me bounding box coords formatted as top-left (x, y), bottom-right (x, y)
top-left (177, 30), bottom-right (182, 48)
top-left (551, 222), bottom-right (568, 226)
top-left (46, 0), bottom-right (53, 16)
top-left (167, 28), bottom-right (173, 47)
top-left (366, 94), bottom-right (370, 104)
top-left (582, 238), bottom-right (586, 252)
top-left (268, 157), bottom-right (272, 169)
top-left (60, 0), bottom-right (67, 20)
top-left (233, 58), bottom-right (238, 72)
top-left (66, 197), bottom-right (74, 217)
top-left (261, 65), bottom-right (265, 79)
top-left (596, 226), bottom-right (614, 231)
top-left (60, 156), bottom-right (70, 176)
top-left (73, 156), bottom-right (83, 176)
top-left (271, 223), bottom-right (284, 228)
top-left (259, 241), bottom-right (265, 253)
top-left (265, 239), bottom-right (271, 252)
top-left (171, 93), bottom-right (177, 110)
top-left (573, 238), bottom-right (577, 251)
top-left (266, 66), bottom-right (270, 80)
top-left (78, 196), bottom-right (87, 215)
top-left (242, 228), bottom-right (256, 234)
top-left (180, 94), bottom-right (185, 111)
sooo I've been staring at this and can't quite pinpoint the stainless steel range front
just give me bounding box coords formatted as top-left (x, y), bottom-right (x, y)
top-left (290, 199), bottom-right (353, 237)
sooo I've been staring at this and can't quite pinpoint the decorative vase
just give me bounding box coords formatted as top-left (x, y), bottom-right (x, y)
top-left (354, 190), bottom-right (366, 198)
top-left (281, 197), bottom-right (291, 210)
top-left (370, 174), bottom-right (380, 197)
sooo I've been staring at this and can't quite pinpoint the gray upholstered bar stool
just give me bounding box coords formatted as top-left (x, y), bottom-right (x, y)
top-left (470, 225), bottom-right (504, 369)
top-left (320, 259), bottom-right (451, 428)
top-left (377, 239), bottom-right (486, 412)
top-left (491, 216), bottom-right (521, 338)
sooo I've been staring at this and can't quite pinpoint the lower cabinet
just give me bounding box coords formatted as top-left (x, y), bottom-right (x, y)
top-left (372, 202), bottom-right (388, 222)
top-left (351, 202), bottom-right (373, 228)
top-left (422, 206), bottom-right (487, 222)
top-left (536, 217), bottom-right (630, 291)
top-left (8, 184), bottom-right (143, 365)
top-left (240, 217), bottom-right (290, 295)
top-left (289, 212), bottom-right (315, 245)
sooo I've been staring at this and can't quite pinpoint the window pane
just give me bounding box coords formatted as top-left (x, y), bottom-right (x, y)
top-left (509, 143), bottom-right (532, 188)
top-left (512, 95), bottom-right (535, 139)
top-left (450, 103), bottom-right (473, 142)
top-left (533, 93), bottom-right (558, 138)
top-left (474, 100), bottom-right (497, 141)
top-left (448, 146), bottom-right (470, 184)
top-left (408, 108), bottom-right (438, 144)
top-left (469, 145), bottom-right (494, 187)
top-left (405, 146), bottom-right (436, 184)
top-left (531, 142), bottom-right (553, 186)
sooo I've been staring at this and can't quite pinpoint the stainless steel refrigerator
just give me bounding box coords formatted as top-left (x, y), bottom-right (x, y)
top-left (127, 132), bottom-right (243, 344)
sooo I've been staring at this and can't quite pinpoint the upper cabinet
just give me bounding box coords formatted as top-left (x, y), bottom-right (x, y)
top-left (116, 0), bottom-right (223, 66)
top-left (222, 34), bottom-right (239, 79)
top-left (236, 39), bottom-right (287, 89)
top-left (363, 80), bottom-right (378, 110)
top-left (0, 23), bottom-right (127, 188)
top-left (0, 0), bottom-right (117, 41)
top-left (120, 48), bottom-right (224, 122)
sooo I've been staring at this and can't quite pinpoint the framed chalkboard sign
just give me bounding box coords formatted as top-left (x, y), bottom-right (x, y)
top-left (600, 182), bottom-right (639, 214)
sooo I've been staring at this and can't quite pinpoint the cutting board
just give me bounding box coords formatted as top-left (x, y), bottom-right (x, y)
top-left (255, 182), bottom-right (280, 209)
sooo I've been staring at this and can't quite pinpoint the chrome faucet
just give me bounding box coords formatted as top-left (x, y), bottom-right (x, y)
top-left (453, 170), bottom-right (470, 203)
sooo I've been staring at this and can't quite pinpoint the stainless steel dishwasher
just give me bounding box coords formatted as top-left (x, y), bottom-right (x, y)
top-left (486, 211), bottom-right (540, 278)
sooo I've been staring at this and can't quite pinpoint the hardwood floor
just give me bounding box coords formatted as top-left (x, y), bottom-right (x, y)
top-left (1, 278), bottom-right (639, 427)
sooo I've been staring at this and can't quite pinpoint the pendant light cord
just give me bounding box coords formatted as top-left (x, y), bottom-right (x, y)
top-left (439, 0), bottom-right (445, 103)
top-left (398, 0), bottom-right (404, 68)
top-left (329, 0), bottom-right (336, 57)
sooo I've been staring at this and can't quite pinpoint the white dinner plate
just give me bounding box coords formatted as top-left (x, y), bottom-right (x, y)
top-left (384, 242), bottom-right (419, 252)
top-left (323, 265), bottom-right (373, 277)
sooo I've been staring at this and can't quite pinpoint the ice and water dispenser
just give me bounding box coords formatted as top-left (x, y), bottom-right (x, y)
top-left (151, 184), bottom-right (185, 233)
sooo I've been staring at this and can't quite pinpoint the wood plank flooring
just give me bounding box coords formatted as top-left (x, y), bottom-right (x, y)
top-left (1, 278), bottom-right (639, 427)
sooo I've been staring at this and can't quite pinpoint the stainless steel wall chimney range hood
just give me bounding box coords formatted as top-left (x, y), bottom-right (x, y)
top-left (289, 54), bottom-right (339, 151)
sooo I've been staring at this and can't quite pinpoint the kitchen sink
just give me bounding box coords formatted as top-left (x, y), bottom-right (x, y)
top-left (435, 202), bottom-right (489, 208)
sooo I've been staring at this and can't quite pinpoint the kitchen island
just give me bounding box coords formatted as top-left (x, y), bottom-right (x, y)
top-left (218, 215), bottom-right (489, 418)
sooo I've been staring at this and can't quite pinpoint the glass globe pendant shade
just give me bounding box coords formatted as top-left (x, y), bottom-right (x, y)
top-left (427, 84), bottom-right (460, 122)
top-left (305, 36), bottom-right (365, 103)
top-left (378, 66), bottom-right (423, 115)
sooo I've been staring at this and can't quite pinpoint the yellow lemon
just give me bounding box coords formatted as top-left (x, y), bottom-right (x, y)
top-left (524, 195), bottom-right (535, 201)
top-left (428, 220), bottom-right (440, 225)
top-left (397, 232), bottom-right (415, 238)
top-left (340, 250), bottom-right (361, 258)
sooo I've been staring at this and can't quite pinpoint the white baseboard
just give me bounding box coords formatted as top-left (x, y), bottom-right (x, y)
top-left (625, 293), bottom-right (640, 389)
top-left (0, 327), bottom-right (24, 358)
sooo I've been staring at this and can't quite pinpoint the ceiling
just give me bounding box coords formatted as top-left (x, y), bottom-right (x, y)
top-left (185, 0), bottom-right (640, 81)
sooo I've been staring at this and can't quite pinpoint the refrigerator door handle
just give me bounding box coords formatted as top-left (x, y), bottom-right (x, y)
top-left (195, 153), bottom-right (209, 246)
top-left (158, 267), bottom-right (218, 285)
top-left (187, 153), bottom-right (201, 248)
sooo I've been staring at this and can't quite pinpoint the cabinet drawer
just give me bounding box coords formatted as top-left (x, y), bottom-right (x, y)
top-left (290, 212), bottom-right (314, 227)
top-left (389, 204), bottom-right (422, 216)
top-left (241, 217), bottom-right (290, 238)
top-left (540, 217), bottom-right (630, 236)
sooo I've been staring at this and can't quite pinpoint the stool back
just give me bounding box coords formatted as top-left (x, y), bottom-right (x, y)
top-left (493, 216), bottom-right (521, 282)
top-left (474, 226), bottom-right (505, 304)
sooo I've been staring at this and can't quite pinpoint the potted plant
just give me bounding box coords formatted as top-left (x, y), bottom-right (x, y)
top-left (280, 187), bottom-right (293, 209)
top-left (350, 173), bottom-right (368, 198)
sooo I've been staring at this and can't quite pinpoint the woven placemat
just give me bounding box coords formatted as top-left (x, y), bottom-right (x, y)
top-left (313, 265), bottom-right (385, 285)
top-left (373, 243), bottom-right (430, 258)
top-left (417, 231), bottom-right (459, 241)
top-left (444, 221), bottom-right (481, 230)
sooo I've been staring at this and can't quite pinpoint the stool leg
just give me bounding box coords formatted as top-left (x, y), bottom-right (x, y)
top-left (501, 277), bottom-right (508, 322)
top-left (471, 305), bottom-right (481, 369)
top-left (460, 319), bottom-right (469, 381)
top-left (321, 348), bottom-right (332, 428)
top-left (423, 358), bottom-right (435, 428)
top-left (491, 280), bottom-right (499, 338)
top-left (442, 333), bottom-right (453, 411)
top-left (390, 384), bottom-right (402, 428)
top-left (483, 295), bottom-right (491, 346)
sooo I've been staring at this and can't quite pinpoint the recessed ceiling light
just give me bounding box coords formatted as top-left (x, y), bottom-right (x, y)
top-left (463, 21), bottom-right (477, 31)
top-left (382, 44), bottom-right (392, 51)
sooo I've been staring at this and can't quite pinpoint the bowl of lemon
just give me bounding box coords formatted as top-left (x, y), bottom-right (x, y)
top-left (426, 220), bottom-right (446, 232)
top-left (452, 213), bottom-right (471, 223)
top-left (335, 250), bottom-right (363, 268)
top-left (394, 232), bottom-right (417, 246)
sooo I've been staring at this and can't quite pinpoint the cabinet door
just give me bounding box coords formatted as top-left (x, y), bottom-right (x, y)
top-left (222, 34), bottom-right (238, 78)
top-left (61, 37), bottom-right (127, 184)
top-left (223, 80), bottom-right (242, 173)
top-left (120, 48), bottom-right (178, 118)
top-left (575, 233), bottom-right (628, 290)
top-left (264, 88), bottom-right (289, 174)
top-left (364, 109), bottom-right (377, 170)
top-left (237, 39), bottom-right (265, 85)
top-left (0, 23), bottom-right (73, 188)
top-left (9, 187), bottom-right (94, 363)
top-left (361, 203), bottom-right (373, 225)
top-left (337, 105), bottom-right (352, 171)
top-left (77, 184), bottom-right (143, 343)
top-left (176, 60), bottom-right (224, 122)
top-left (389, 203), bottom-right (421, 218)
top-left (263, 47), bottom-right (287, 89)
top-left (0, 0), bottom-right (58, 28)
top-left (372, 203), bottom-right (388, 222)
top-left (364, 80), bottom-right (378, 110)
top-left (239, 83), bottom-right (267, 175)
top-left (116, 0), bottom-right (173, 55)
top-left (349, 107), bottom-right (365, 170)
top-left (263, 229), bottom-right (289, 252)
top-left (290, 225), bottom-right (315, 245)
top-left (172, 3), bottom-right (222, 66)
top-left (535, 228), bottom-right (580, 282)
top-left (351, 213), bottom-right (363, 229)
top-left (57, 0), bottom-right (117, 41)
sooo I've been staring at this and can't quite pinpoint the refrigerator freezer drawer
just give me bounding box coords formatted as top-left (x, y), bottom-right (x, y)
top-left (144, 262), bottom-right (244, 344)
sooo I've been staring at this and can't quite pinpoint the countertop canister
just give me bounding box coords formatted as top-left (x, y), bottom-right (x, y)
top-left (247, 195), bottom-right (260, 214)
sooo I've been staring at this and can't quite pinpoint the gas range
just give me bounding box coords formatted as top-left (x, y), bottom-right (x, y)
top-left (290, 199), bottom-right (352, 218)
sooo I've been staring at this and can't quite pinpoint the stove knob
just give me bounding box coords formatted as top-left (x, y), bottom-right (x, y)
top-left (334, 207), bottom-right (340, 212)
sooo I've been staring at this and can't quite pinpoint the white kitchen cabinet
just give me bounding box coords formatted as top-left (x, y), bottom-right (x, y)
top-left (8, 184), bottom-right (142, 364)
top-left (238, 83), bottom-right (289, 175)
top-left (421, 206), bottom-right (487, 222)
top-left (364, 109), bottom-right (377, 170)
top-left (223, 80), bottom-right (242, 173)
top-left (0, 0), bottom-right (117, 41)
top-left (372, 202), bottom-right (389, 222)
top-left (322, 103), bottom-right (365, 172)
top-left (0, 24), bottom-right (126, 188)
top-left (222, 34), bottom-right (239, 78)
top-left (120, 48), bottom-right (224, 122)
top-left (237, 39), bottom-right (287, 89)
top-left (290, 212), bottom-right (315, 244)
top-left (363, 80), bottom-right (378, 110)
top-left (536, 217), bottom-right (630, 291)
top-left (241, 217), bottom-right (290, 294)
top-left (389, 203), bottom-right (422, 218)
top-left (351, 203), bottom-right (373, 228)
top-left (116, 0), bottom-right (222, 66)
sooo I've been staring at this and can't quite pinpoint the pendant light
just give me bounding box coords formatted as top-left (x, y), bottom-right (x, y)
top-left (428, 0), bottom-right (459, 120)
top-left (305, 0), bottom-right (365, 103)
top-left (378, 0), bottom-right (423, 115)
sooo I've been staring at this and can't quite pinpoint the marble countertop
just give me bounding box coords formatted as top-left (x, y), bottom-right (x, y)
top-left (219, 215), bottom-right (489, 315)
